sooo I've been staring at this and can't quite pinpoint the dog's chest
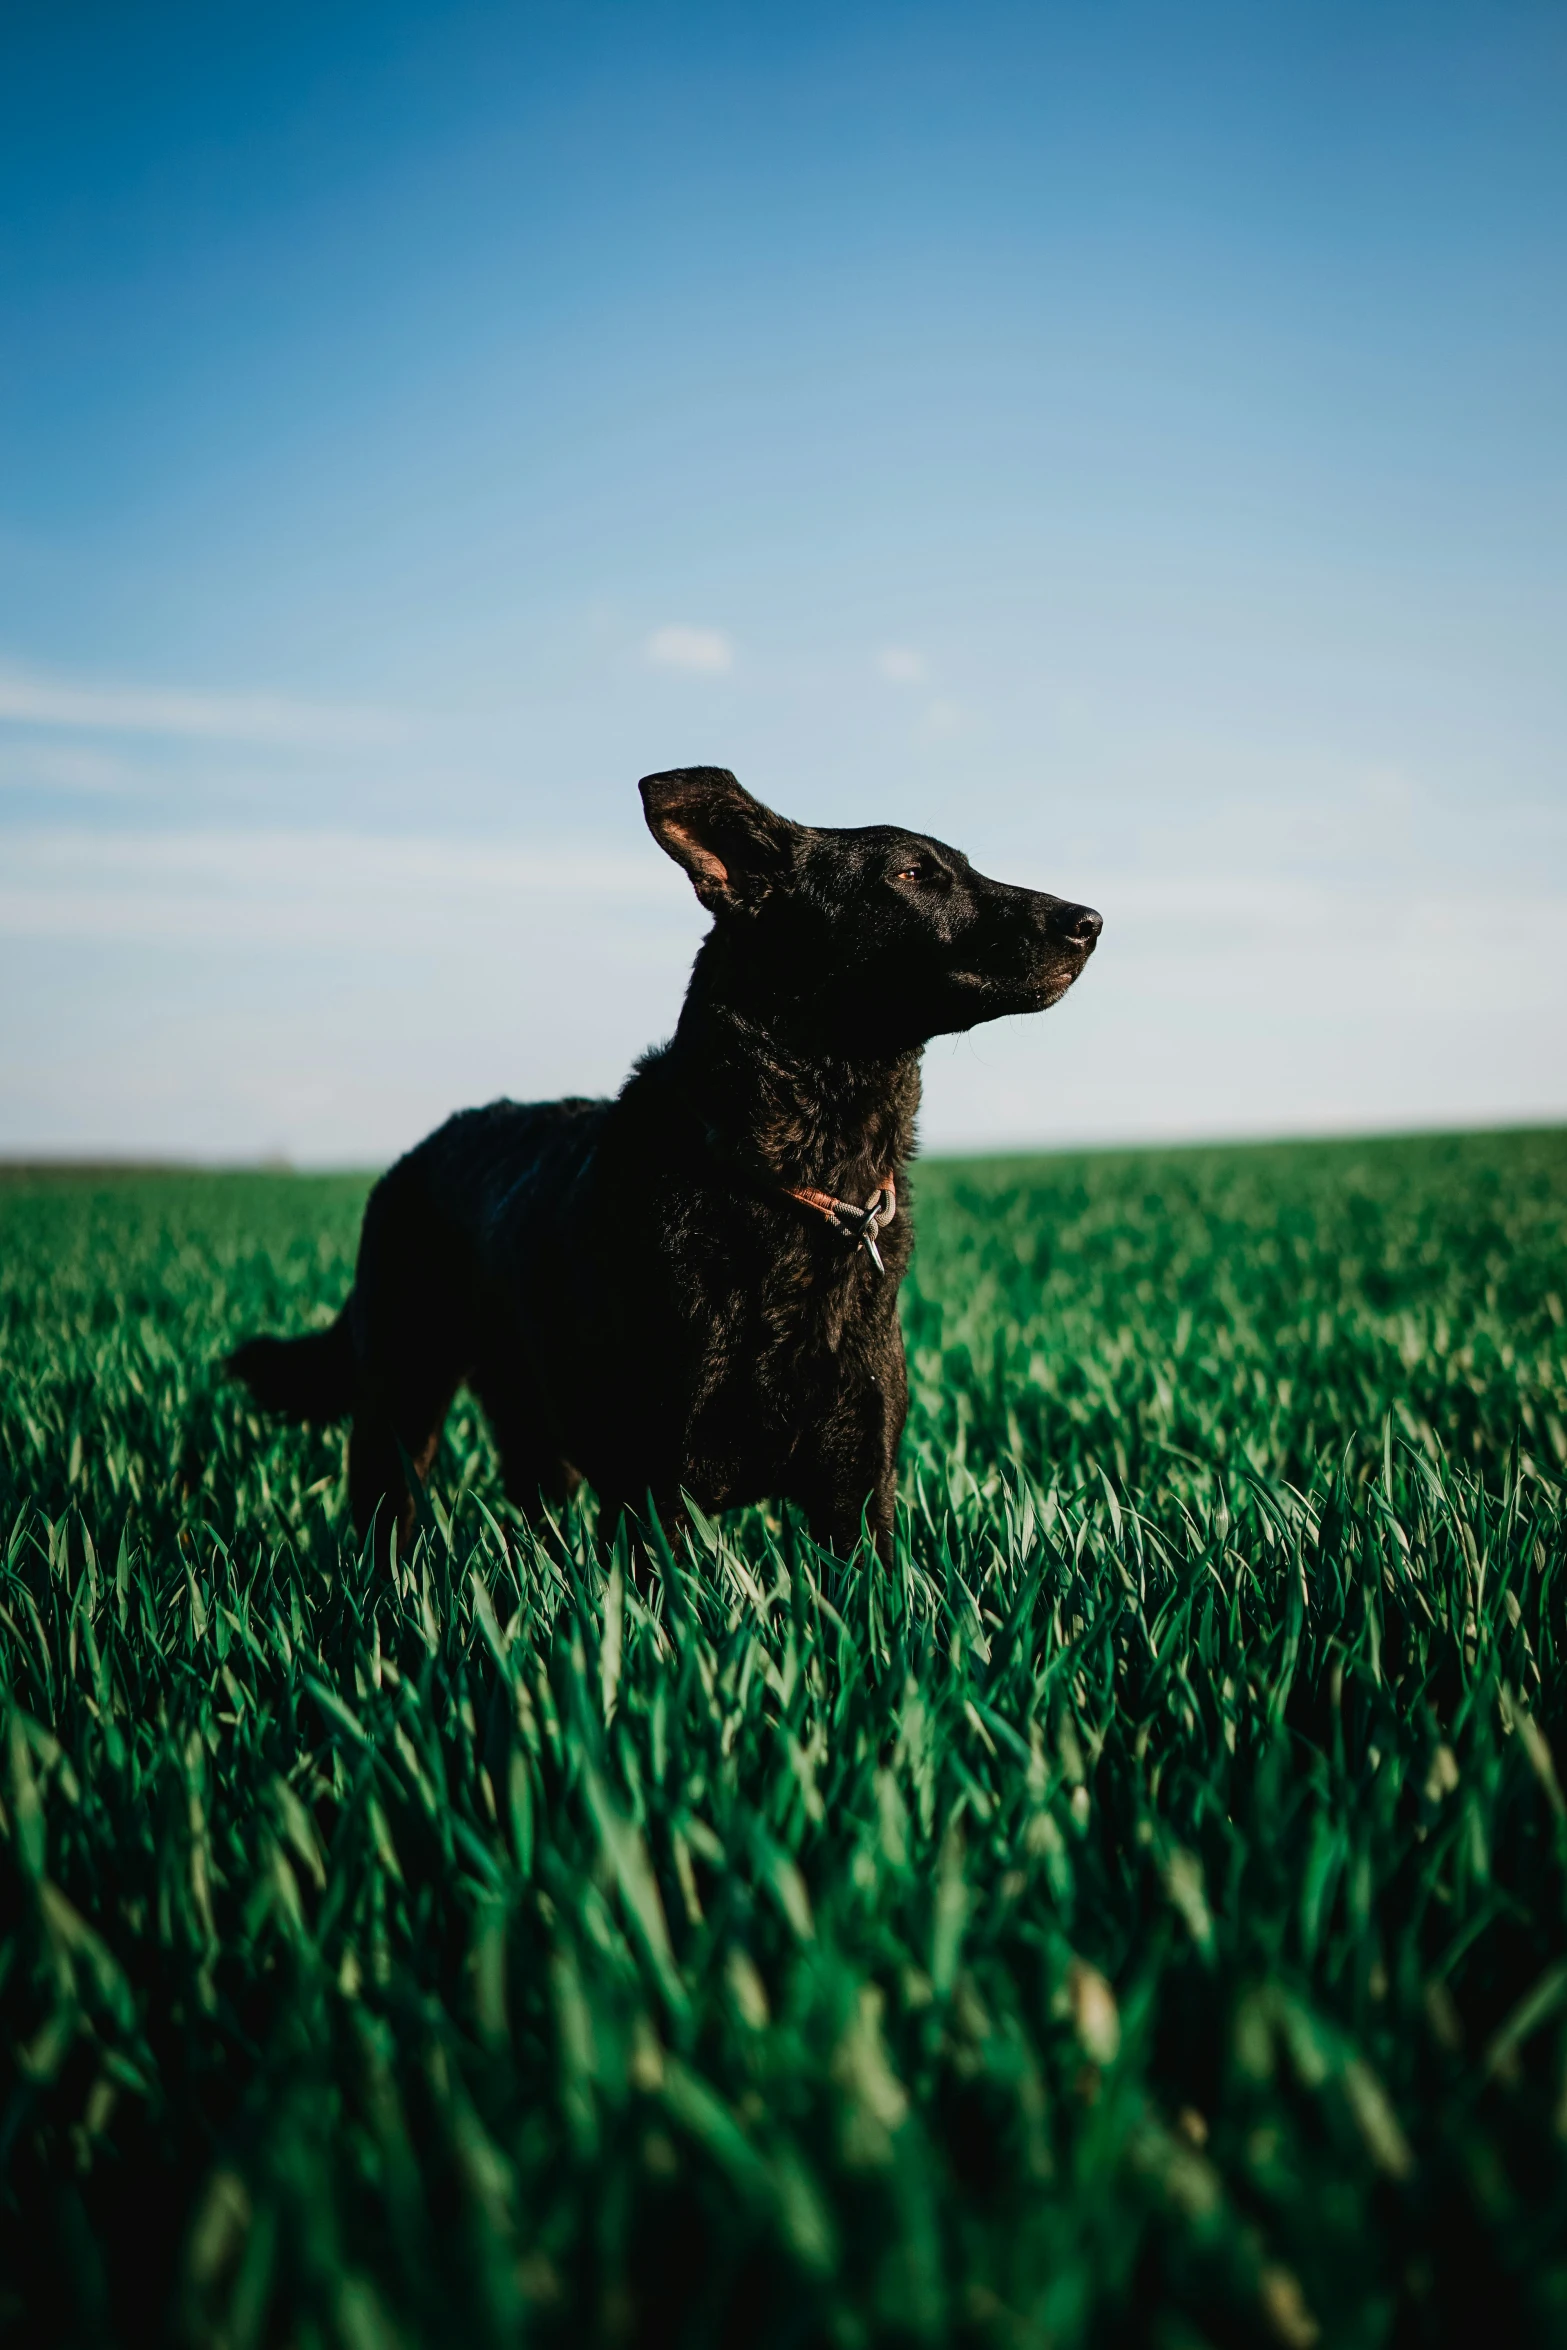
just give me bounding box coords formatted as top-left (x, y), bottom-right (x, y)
top-left (682, 1238), bottom-right (890, 1435)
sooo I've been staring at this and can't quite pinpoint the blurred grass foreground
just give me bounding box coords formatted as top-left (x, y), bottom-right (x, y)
top-left (2, 1129), bottom-right (1567, 2346)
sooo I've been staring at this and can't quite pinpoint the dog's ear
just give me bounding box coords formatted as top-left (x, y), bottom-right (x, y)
top-left (639, 767), bottom-right (798, 912)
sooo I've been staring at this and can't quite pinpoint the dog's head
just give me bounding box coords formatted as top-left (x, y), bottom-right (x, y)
top-left (641, 766), bottom-right (1101, 1049)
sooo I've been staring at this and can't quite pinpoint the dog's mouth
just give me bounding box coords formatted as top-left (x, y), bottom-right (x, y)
top-left (947, 959), bottom-right (1086, 1013)
top-left (1036, 968), bottom-right (1081, 1006)
top-left (1030, 961), bottom-right (1087, 1009)
top-left (943, 911), bottom-right (1100, 1020)
top-left (1037, 926), bottom-right (1100, 1000)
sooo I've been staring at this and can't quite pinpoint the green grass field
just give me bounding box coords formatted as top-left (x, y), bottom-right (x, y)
top-left (3, 1130), bottom-right (1567, 2346)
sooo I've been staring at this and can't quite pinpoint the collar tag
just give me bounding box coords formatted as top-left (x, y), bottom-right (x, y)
top-left (783, 1176), bottom-right (898, 1274)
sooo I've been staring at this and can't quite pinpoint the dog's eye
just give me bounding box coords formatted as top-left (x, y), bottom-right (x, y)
top-left (892, 861), bottom-right (928, 884)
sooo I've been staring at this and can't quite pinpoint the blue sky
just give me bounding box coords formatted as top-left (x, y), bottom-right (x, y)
top-left (2, 0), bottom-right (1563, 1159)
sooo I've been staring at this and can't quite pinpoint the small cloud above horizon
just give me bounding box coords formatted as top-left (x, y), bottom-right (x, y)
top-left (644, 624), bottom-right (733, 675)
top-left (876, 645), bottom-right (925, 684)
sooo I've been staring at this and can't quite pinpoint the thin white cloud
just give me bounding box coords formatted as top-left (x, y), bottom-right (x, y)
top-left (0, 741), bottom-right (131, 794)
top-left (644, 625), bottom-right (734, 675)
top-left (0, 828), bottom-right (685, 951)
top-left (0, 661), bottom-right (404, 747)
top-left (876, 646), bottom-right (925, 684)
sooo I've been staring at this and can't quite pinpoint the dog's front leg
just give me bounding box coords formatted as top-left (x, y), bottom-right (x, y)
top-left (791, 1358), bottom-right (906, 1561)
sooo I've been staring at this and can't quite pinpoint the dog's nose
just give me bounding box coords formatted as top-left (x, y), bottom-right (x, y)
top-left (1063, 904), bottom-right (1102, 947)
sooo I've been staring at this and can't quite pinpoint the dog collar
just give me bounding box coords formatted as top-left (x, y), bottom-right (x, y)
top-left (782, 1174), bottom-right (898, 1275)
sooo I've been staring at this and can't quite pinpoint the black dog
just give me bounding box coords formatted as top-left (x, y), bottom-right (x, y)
top-left (230, 768), bottom-right (1100, 1556)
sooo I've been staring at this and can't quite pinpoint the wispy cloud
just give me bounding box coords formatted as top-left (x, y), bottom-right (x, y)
top-left (875, 645), bottom-right (925, 684)
top-left (644, 625), bottom-right (734, 675)
top-left (0, 829), bottom-right (684, 951)
top-left (0, 661), bottom-right (404, 747)
top-left (0, 741), bottom-right (132, 794)
top-left (0, 832), bottom-right (707, 1162)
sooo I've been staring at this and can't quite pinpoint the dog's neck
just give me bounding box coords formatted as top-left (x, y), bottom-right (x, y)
top-left (653, 972), bottom-right (921, 1199)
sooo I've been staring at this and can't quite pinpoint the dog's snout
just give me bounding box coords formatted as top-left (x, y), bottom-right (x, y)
top-left (1062, 903), bottom-right (1102, 949)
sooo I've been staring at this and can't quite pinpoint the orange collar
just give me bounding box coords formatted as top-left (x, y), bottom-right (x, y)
top-left (782, 1174), bottom-right (898, 1274)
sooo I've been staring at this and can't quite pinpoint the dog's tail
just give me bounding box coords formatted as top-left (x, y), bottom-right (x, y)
top-left (228, 1311), bottom-right (356, 1424)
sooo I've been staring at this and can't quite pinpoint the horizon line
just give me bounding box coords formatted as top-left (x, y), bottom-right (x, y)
top-left (3, 1114), bottom-right (1564, 1183)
